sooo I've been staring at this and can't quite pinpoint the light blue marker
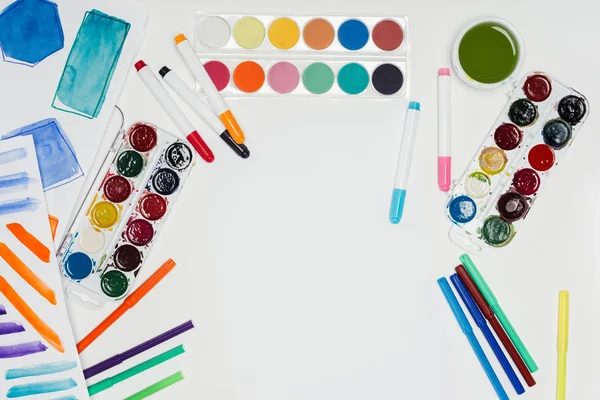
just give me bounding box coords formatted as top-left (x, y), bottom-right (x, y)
top-left (390, 101), bottom-right (421, 223)
top-left (437, 277), bottom-right (508, 400)
top-left (6, 360), bottom-right (78, 380)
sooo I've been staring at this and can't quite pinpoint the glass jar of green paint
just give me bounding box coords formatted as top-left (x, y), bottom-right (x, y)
top-left (452, 18), bottom-right (524, 89)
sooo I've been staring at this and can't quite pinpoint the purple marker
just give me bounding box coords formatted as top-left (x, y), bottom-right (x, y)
top-left (0, 304), bottom-right (6, 315)
top-left (83, 320), bottom-right (194, 379)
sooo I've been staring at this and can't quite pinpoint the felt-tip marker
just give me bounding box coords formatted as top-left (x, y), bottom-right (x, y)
top-left (174, 34), bottom-right (245, 144)
top-left (158, 66), bottom-right (249, 159)
top-left (134, 60), bottom-right (214, 163)
top-left (390, 101), bottom-right (421, 223)
top-left (438, 68), bottom-right (451, 191)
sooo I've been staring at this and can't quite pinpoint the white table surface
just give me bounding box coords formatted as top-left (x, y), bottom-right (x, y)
top-left (68, 0), bottom-right (600, 398)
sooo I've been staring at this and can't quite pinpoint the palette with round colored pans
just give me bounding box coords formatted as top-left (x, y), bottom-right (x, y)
top-left (57, 122), bottom-right (196, 307)
top-left (195, 13), bottom-right (408, 55)
top-left (445, 72), bottom-right (589, 253)
top-left (197, 58), bottom-right (406, 98)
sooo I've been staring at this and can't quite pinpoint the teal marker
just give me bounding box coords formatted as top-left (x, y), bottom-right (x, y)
top-left (460, 253), bottom-right (538, 372)
top-left (390, 101), bottom-right (421, 223)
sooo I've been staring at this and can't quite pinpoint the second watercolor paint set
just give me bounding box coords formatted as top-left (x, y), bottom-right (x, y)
top-left (58, 122), bottom-right (196, 307)
top-left (446, 72), bottom-right (589, 252)
top-left (192, 13), bottom-right (409, 98)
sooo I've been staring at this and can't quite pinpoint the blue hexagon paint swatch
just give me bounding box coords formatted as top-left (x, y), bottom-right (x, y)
top-left (52, 9), bottom-right (130, 119)
top-left (0, 0), bottom-right (64, 66)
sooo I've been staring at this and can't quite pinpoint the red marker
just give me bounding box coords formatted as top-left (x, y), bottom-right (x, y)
top-left (455, 265), bottom-right (536, 387)
top-left (135, 60), bottom-right (214, 163)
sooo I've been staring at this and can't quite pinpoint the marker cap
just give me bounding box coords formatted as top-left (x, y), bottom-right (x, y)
top-left (220, 110), bottom-right (245, 144)
top-left (389, 188), bottom-right (406, 224)
top-left (186, 131), bottom-right (215, 163)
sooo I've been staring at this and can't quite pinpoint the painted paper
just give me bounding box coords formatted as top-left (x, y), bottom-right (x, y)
top-left (52, 9), bottom-right (130, 119)
top-left (0, 136), bottom-right (88, 399)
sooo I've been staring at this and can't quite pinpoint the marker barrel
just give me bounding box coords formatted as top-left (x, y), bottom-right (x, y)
top-left (556, 291), bottom-right (569, 400)
top-left (174, 34), bottom-right (245, 144)
top-left (135, 61), bottom-right (214, 163)
top-left (389, 101), bottom-right (421, 224)
top-left (438, 68), bottom-right (451, 192)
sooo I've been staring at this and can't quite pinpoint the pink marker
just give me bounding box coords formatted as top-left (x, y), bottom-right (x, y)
top-left (438, 68), bottom-right (451, 192)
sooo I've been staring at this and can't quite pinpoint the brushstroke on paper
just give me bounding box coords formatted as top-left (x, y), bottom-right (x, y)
top-left (48, 215), bottom-right (58, 240)
top-left (0, 243), bottom-right (56, 304)
top-left (5, 360), bottom-right (77, 379)
top-left (2, 118), bottom-right (82, 191)
top-left (7, 223), bottom-right (51, 262)
top-left (7, 377), bottom-right (77, 398)
top-left (0, 148), bottom-right (26, 165)
top-left (52, 9), bottom-right (130, 118)
top-left (0, 0), bottom-right (64, 66)
top-left (0, 275), bottom-right (64, 352)
top-left (0, 172), bottom-right (34, 195)
top-left (0, 321), bottom-right (25, 335)
top-left (0, 341), bottom-right (47, 358)
top-left (0, 198), bottom-right (40, 215)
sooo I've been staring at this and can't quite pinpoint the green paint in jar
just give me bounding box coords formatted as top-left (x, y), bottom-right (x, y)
top-left (458, 22), bottom-right (520, 85)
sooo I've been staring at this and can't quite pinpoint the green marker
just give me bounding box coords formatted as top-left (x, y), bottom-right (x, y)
top-left (124, 371), bottom-right (184, 400)
top-left (88, 345), bottom-right (185, 396)
top-left (460, 254), bottom-right (538, 373)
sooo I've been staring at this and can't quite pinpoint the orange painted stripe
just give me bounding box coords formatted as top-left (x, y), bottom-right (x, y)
top-left (0, 243), bottom-right (56, 305)
top-left (48, 215), bottom-right (59, 240)
top-left (0, 275), bottom-right (64, 353)
top-left (7, 223), bottom-right (50, 263)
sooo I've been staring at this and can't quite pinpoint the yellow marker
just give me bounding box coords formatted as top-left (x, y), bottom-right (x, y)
top-left (556, 290), bottom-right (569, 400)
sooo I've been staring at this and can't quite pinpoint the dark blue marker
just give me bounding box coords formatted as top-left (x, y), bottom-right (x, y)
top-left (451, 274), bottom-right (525, 395)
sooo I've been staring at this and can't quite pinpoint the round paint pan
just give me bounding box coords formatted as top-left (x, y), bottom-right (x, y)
top-left (165, 142), bottom-right (193, 171)
top-left (152, 168), bottom-right (180, 196)
top-left (101, 270), bottom-right (129, 298)
top-left (497, 192), bottom-right (529, 222)
top-left (465, 172), bottom-right (491, 199)
top-left (113, 244), bottom-right (142, 272)
top-left (139, 193), bottom-right (167, 221)
top-left (558, 95), bottom-right (587, 125)
top-left (126, 219), bottom-right (154, 246)
top-left (303, 18), bottom-right (335, 50)
top-left (523, 74), bottom-right (552, 102)
top-left (452, 18), bottom-right (524, 89)
top-left (64, 252), bottom-right (93, 281)
top-left (512, 168), bottom-right (540, 196)
top-left (129, 123), bottom-right (157, 152)
top-left (104, 175), bottom-right (131, 203)
top-left (448, 195), bottom-right (477, 224)
top-left (90, 201), bottom-right (119, 229)
top-left (542, 119), bottom-right (572, 149)
top-left (78, 227), bottom-right (105, 254)
top-left (480, 215), bottom-right (515, 247)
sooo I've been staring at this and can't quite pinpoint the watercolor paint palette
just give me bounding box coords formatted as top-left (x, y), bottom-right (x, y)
top-left (58, 122), bottom-right (195, 306)
top-left (193, 13), bottom-right (409, 98)
top-left (446, 72), bottom-right (589, 252)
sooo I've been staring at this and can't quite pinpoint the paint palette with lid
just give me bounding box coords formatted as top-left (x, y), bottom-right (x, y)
top-left (446, 72), bottom-right (589, 252)
top-left (57, 122), bottom-right (196, 307)
top-left (193, 13), bottom-right (409, 98)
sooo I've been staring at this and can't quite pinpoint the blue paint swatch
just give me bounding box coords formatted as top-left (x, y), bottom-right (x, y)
top-left (0, 341), bottom-right (47, 358)
top-left (338, 19), bottom-right (369, 51)
top-left (0, 172), bottom-right (33, 195)
top-left (7, 377), bottom-right (77, 398)
top-left (51, 397), bottom-right (77, 400)
top-left (0, 321), bottom-right (25, 335)
top-left (52, 9), bottom-right (130, 118)
top-left (0, 0), bottom-right (64, 66)
top-left (448, 195), bottom-right (477, 224)
top-left (3, 118), bottom-right (82, 191)
top-left (6, 360), bottom-right (78, 380)
top-left (0, 148), bottom-right (27, 165)
top-left (0, 197), bottom-right (40, 215)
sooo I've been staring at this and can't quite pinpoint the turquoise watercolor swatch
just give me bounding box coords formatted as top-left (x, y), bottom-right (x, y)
top-left (52, 9), bottom-right (130, 119)
top-left (7, 378), bottom-right (77, 398)
top-left (6, 360), bottom-right (78, 379)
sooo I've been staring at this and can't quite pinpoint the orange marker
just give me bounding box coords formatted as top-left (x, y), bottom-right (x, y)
top-left (77, 259), bottom-right (177, 353)
top-left (0, 275), bottom-right (64, 352)
top-left (7, 223), bottom-right (51, 263)
top-left (174, 34), bottom-right (246, 144)
top-left (0, 243), bottom-right (56, 305)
